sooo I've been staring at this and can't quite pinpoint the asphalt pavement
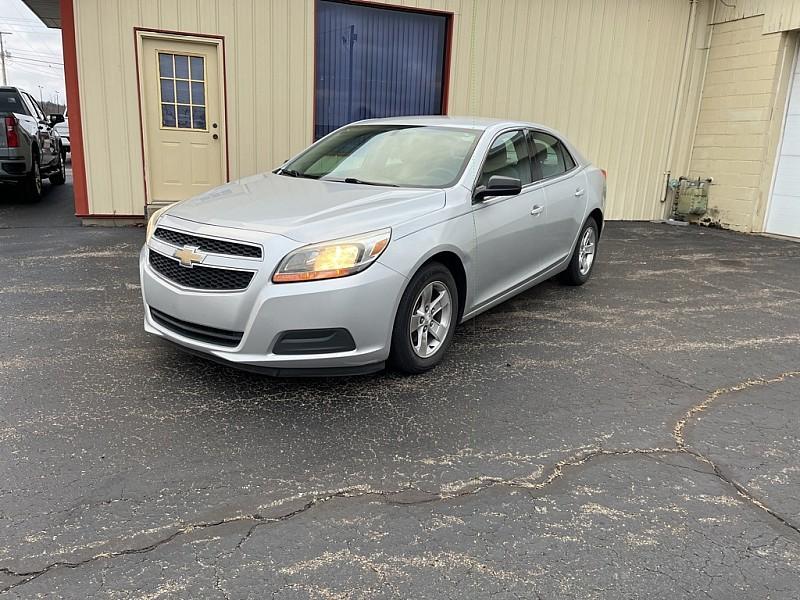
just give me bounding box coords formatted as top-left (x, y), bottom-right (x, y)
top-left (1, 176), bottom-right (799, 599)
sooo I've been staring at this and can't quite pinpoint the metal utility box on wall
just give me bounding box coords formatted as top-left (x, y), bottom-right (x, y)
top-left (675, 178), bottom-right (710, 217)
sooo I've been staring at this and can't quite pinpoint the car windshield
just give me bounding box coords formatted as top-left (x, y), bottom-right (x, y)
top-left (280, 125), bottom-right (482, 188)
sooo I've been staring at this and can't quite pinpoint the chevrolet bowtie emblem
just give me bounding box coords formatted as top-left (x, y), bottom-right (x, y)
top-left (173, 245), bottom-right (205, 267)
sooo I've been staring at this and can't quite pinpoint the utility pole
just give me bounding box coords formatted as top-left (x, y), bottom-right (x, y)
top-left (0, 32), bottom-right (12, 86)
top-left (54, 90), bottom-right (60, 111)
top-left (37, 85), bottom-right (44, 106)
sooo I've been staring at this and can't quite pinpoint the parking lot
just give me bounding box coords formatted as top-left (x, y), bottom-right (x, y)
top-left (1, 177), bottom-right (799, 598)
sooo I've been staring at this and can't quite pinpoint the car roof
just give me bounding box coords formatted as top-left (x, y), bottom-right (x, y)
top-left (351, 115), bottom-right (550, 131)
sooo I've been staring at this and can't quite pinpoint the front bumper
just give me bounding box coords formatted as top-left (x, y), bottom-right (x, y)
top-left (140, 222), bottom-right (407, 374)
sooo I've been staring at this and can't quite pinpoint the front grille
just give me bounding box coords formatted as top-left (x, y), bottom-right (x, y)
top-left (150, 308), bottom-right (243, 347)
top-left (154, 227), bottom-right (262, 259)
top-left (149, 250), bottom-right (255, 291)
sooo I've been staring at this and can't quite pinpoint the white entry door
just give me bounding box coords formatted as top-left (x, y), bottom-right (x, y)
top-left (766, 46), bottom-right (800, 238)
top-left (138, 35), bottom-right (226, 204)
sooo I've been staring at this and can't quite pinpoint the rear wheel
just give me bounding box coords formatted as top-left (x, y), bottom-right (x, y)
top-left (23, 156), bottom-right (43, 202)
top-left (389, 262), bottom-right (459, 374)
top-left (560, 217), bottom-right (598, 286)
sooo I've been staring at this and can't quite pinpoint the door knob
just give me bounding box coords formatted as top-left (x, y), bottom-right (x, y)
top-left (575, 188), bottom-right (585, 197)
top-left (531, 205), bottom-right (544, 216)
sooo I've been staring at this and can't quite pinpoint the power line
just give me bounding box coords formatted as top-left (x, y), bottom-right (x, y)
top-left (5, 47), bottom-right (63, 60)
top-left (7, 55), bottom-right (63, 66)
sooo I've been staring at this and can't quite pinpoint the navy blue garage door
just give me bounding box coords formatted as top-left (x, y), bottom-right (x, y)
top-left (314, 0), bottom-right (450, 139)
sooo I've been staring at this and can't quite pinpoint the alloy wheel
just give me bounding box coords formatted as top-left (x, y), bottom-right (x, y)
top-left (578, 227), bottom-right (596, 276)
top-left (409, 281), bottom-right (452, 358)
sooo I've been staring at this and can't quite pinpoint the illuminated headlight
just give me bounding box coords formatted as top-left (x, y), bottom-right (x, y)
top-left (145, 205), bottom-right (170, 243)
top-left (273, 228), bottom-right (391, 283)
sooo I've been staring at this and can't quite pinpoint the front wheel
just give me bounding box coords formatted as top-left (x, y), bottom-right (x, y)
top-left (560, 217), bottom-right (599, 286)
top-left (389, 262), bottom-right (459, 374)
top-left (49, 151), bottom-right (66, 185)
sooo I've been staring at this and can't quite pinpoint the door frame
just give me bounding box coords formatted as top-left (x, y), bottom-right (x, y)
top-left (134, 28), bottom-right (230, 207)
top-left (763, 35), bottom-right (799, 235)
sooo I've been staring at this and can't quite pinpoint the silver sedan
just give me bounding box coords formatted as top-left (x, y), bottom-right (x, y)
top-left (140, 117), bottom-right (606, 375)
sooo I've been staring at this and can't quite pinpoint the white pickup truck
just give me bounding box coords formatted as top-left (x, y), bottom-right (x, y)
top-left (1, 86), bottom-right (66, 201)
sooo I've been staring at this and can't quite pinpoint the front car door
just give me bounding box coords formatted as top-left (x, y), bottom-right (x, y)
top-left (529, 130), bottom-right (587, 265)
top-left (471, 129), bottom-right (550, 309)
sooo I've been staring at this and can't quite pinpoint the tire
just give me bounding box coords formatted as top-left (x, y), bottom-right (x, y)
top-left (49, 151), bottom-right (66, 185)
top-left (560, 217), bottom-right (599, 286)
top-left (389, 262), bottom-right (460, 374)
top-left (23, 155), bottom-right (43, 202)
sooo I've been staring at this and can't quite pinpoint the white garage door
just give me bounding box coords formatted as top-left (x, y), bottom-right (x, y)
top-left (766, 46), bottom-right (800, 238)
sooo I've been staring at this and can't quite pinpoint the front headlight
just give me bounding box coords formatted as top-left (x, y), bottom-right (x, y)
top-left (273, 228), bottom-right (391, 283)
top-left (145, 205), bottom-right (170, 242)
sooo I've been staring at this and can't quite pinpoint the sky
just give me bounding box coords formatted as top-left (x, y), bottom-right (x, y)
top-left (0, 0), bottom-right (65, 106)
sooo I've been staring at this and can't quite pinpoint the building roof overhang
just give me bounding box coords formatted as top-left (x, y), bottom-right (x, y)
top-left (21, 0), bottom-right (60, 29)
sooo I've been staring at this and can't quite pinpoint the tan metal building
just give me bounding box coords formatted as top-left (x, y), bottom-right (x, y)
top-left (22, 0), bottom-right (800, 237)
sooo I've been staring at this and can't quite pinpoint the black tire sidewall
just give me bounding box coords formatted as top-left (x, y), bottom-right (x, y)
top-left (25, 158), bottom-right (42, 202)
top-left (564, 217), bottom-right (599, 285)
top-left (389, 263), bottom-right (459, 374)
top-left (50, 151), bottom-right (66, 185)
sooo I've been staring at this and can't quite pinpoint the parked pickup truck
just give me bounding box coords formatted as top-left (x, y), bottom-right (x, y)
top-left (1, 86), bottom-right (66, 201)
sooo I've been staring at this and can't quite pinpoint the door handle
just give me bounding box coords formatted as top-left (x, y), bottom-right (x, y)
top-left (531, 205), bottom-right (544, 216)
top-left (575, 188), bottom-right (585, 197)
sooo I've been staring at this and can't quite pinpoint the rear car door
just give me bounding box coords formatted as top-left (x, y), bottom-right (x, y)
top-left (21, 92), bottom-right (56, 167)
top-left (529, 131), bottom-right (587, 266)
top-left (472, 129), bottom-right (550, 309)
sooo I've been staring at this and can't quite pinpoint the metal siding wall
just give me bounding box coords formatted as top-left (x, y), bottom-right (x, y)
top-left (442, 0), bottom-right (693, 221)
top-left (75, 0), bottom-right (693, 220)
top-left (712, 0), bottom-right (800, 34)
top-left (73, 0), bottom-right (314, 215)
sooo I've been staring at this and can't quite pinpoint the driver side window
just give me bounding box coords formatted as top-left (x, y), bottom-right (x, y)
top-left (477, 130), bottom-right (532, 187)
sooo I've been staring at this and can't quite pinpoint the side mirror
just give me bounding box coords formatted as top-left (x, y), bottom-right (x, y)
top-left (49, 113), bottom-right (65, 125)
top-left (473, 175), bottom-right (522, 202)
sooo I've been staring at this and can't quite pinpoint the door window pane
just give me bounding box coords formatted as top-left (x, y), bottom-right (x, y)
top-left (157, 52), bottom-right (208, 130)
top-left (529, 132), bottom-right (575, 181)
top-left (160, 78), bottom-right (175, 102)
top-left (174, 54), bottom-right (189, 79)
top-left (176, 105), bottom-right (192, 128)
top-left (158, 53), bottom-right (173, 77)
top-left (190, 56), bottom-right (204, 80)
top-left (191, 106), bottom-right (206, 129)
top-left (314, 0), bottom-right (449, 139)
top-left (161, 104), bottom-right (176, 127)
top-left (175, 80), bottom-right (190, 104)
top-left (478, 130), bottom-right (532, 187)
top-left (190, 81), bottom-right (205, 105)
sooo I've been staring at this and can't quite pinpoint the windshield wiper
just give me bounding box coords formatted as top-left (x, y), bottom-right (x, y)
top-left (339, 177), bottom-right (399, 187)
top-left (276, 168), bottom-right (319, 179)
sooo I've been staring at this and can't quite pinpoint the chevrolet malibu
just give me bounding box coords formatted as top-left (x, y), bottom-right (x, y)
top-left (140, 117), bottom-right (605, 375)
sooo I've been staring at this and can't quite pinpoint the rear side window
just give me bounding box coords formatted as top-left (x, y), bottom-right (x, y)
top-left (529, 131), bottom-right (576, 181)
top-left (23, 93), bottom-right (44, 120)
top-left (0, 90), bottom-right (28, 115)
top-left (477, 130), bottom-right (532, 187)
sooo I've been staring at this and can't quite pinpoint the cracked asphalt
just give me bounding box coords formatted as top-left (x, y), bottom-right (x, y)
top-left (1, 177), bottom-right (799, 599)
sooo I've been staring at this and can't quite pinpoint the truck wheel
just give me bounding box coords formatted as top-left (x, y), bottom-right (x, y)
top-left (23, 156), bottom-right (43, 202)
top-left (49, 151), bottom-right (66, 185)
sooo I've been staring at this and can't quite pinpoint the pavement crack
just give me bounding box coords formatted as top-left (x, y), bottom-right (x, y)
top-left (2, 370), bottom-right (799, 592)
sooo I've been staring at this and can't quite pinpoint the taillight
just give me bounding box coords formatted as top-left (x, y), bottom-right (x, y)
top-left (601, 168), bottom-right (607, 180)
top-left (4, 116), bottom-right (18, 148)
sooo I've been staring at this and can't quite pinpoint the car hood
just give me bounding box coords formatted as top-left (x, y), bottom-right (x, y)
top-left (167, 172), bottom-right (446, 243)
